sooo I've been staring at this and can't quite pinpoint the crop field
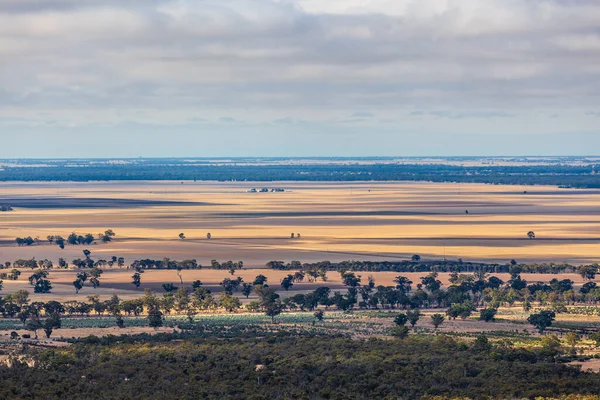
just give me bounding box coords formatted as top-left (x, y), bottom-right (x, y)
top-left (1, 180), bottom-right (600, 268)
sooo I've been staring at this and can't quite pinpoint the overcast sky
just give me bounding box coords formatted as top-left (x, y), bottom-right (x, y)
top-left (1, 0), bottom-right (599, 157)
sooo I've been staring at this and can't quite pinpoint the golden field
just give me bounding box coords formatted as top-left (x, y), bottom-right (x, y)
top-left (0, 180), bottom-right (599, 267)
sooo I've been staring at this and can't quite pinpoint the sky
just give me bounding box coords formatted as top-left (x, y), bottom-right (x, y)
top-left (1, 0), bottom-right (599, 157)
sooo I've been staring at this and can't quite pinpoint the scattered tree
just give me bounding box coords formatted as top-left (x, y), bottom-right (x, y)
top-left (431, 314), bottom-right (445, 330)
top-left (527, 310), bottom-right (556, 334)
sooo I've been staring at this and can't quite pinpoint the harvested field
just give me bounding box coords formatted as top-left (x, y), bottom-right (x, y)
top-left (0, 181), bottom-right (599, 269)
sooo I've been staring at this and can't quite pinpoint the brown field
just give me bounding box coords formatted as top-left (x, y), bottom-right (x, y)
top-left (0, 180), bottom-right (599, 270)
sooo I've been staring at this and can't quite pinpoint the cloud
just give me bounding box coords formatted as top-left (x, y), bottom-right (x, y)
top-left (0, 0), bottom-right (598, 156)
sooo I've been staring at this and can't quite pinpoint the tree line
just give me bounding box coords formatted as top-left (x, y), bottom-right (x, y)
top-left (1, 160), bottom-right (599, 188)
top-left (16, 230), bottom-right (115, 249)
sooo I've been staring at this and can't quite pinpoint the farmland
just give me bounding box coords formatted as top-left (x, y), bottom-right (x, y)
top-left (1, 180), bottom-right (600, 266)
top-left (1, 178), bottom-right (600, 399)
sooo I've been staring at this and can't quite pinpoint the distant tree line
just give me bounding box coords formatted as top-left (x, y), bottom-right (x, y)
top-left (268, 259), bottom-right (593, 274)
top-left (16, 230), bottom-right (115, 249)
top-left (1, 162), bottom-right (599, 187)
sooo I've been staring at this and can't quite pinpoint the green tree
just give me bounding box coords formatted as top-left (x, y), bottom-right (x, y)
top-left (281, 275), bottom-right (294, 291)
top-left (253, 274), bottom-right (268, 286)
top-left (132, 272), bottom-right (142, 289)
top-left (162, 283), bottom-right (178, 293)
top-left (241, 283), bottom-right (254, 298)
top-left (314, 310), bottom-right (324, 321)
top-left (479, 308), bottom-right (497, 322)
top-left (265, 300), bottom-right (283, 323)
top-left (147, 309), bottom-right (163, 329)
top-left (73, 279), bottom-right (84, 294)
top-left (391, 325), bottom-right (410, 339)
top-left (34, 279), bottom-right (52, 294)
top-left (43, 313), bottom-right (61, 338)
top-left (527, 310), bottom-right (556, 334)
top-left (473, 335), bottom-right (491, 352)
top-left (394, 313), bottom-right (408, 326)
top-left (578, 264), bottom-right (598, 281)
top-left (89, 268), bottom-right (103, 289)
top-left (431, 314), bottom-right (445, 330)
top-left (25, 316), bottom-right (43, 339)
top-left (565, 332), bottom-right (580, 349)
top-left (407, 310), bottom-right (422, 328)
top-left (218, 292), bottom-right (241, 312)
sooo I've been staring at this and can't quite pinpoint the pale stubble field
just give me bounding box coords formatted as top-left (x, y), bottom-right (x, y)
top-left (0, 180), bottom-right (598, 301)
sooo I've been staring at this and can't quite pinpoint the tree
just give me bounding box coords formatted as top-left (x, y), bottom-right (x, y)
top-left (241, 283), bottom-right (254, 298)
top-left (147, 309), bottom-right (163, 329)
top-left (411, 254), bottom-right (421, 262)
top-left (40, 301), bottom-right (61, 317)
top-left (73, 279), bottom-right (84, 294)
top-left (132, 272), bottom-right (142, 289)
top-left (446, 301), bottom-right (475, 320)
top-left (89, 268), bottom-right (103, 289)
top-left (394, 313), bottom-right (408, 326)
top-left (162, 283), bottom-right (178, 292)
top-left (34, 279), bottom-right (52, 294)
top-left (43, 313), bottom-right (61, 338)
top-left (265, 300), bottom-right (283, 323)
top-left (255, 285), bottom-right (279, 305)
top-left (391, 326), bottom-right (409, 339)
top-left (281, 275), bottom-right (294, 291)
top-left (218, 292), bottom-right (241, 312)
top-left (565, 332), bottom-right (580, 349)
top-left (11, 290), bottom-right (30, 307)
top-left (527, 231), bottom-right (535, 239)
top-left (473, 335), bottom-right (491, 352)
top-left (253, 274), bottom-right (268, 286)
top-left (479, 308), bottom-right (497, 322)
top-left (431, 314), bottom-right (445, 330)
top-left (341, 272), bottom-right (361, 287)
top-left (394, 276), bottom-right (412, 293)
top-left (421, 272), bottom-right (442, 292)
top-left (25, 316), bottom-right (43, 339)
top-left (192, 280), bottom-right (203, 290)
top-left (101, 229), bottom-right (116, 243)
top-left (527, 310), bottom-right (556, 334)
top-left (579, 265), bottom-right (598, 281)
top-left (314, 310), bottom-right (324, 321)
top-left (407, 310), bottom-right (421, 328)
top-left (28, 270), bottom-right (48, 286)
top-left (8, 269), bottom-right (21, 280)
top-left (179, 233), bottom-right (185, 240)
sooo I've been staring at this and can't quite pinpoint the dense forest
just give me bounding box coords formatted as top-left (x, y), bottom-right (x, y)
top-left (1, 334), bottom-right (599, 399)
top-left (0, 158), bottom-right (599, 187)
